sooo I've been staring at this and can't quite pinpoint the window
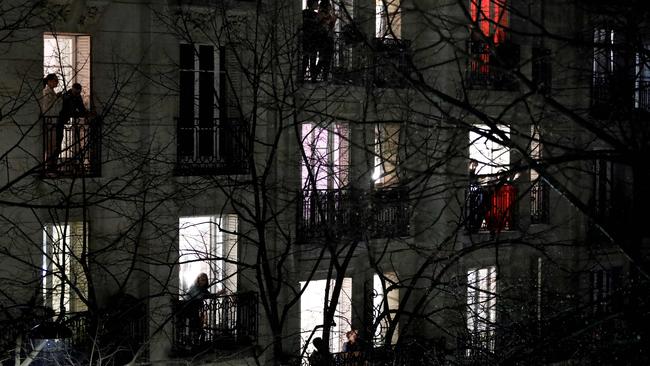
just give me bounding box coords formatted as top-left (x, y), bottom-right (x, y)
top-left (376, 0), bottom-right (401, 39)
top-left (42, 222), bottom-right (88, 313)
top-left (469, 124), bottom-right (510, 179)
top-left (42, 34), bottom-right (98, 176)
top-left (373, 272), bottom-right (399, 345)
top-left (592, 27), bottom-right (616, 110)
top-left (634, 44), bottom-right (650, 110)
top-left (469, 0), bottom-right (508, 44)
top-left (178, 44), bottom-right (223, 161)
top-left (178, 215), bottom-right (238, 297)
top-left (466, 266), bottom-right (497, 354)
top-left (530, 125), bottom-right (549, 224)
top-left (43, 34), bottom-right (91, 106)
top-left (301, 122), bottom-right (349, 190)
top-left (532, 47), bottom-right (552, 93)
top-left (372, 124), bottom-right (400, 187)
top-left (467, 125), bottom-right (515, 233)
top-left (177, 44), bottom-right (248, 174)
top-left (300, 278), bottom-right (352, 353)
top-left (590, 268), bottom-right (621, 315)
top-left (592, 158), bottom-right (612, 220)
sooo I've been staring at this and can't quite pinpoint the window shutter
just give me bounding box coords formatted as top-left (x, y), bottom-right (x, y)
top-left (223, 46), bottom-right (242, 119)
top-left (223, 215), bottom-right (238, 293)
top-left (198, 45), bottom-right (215, 157)
top-left (75, 36), bottom-right (92, 108)
top-left (179, 44), bottom-right (196, 158)
top-left (69, 222), bottom-right (88, 312)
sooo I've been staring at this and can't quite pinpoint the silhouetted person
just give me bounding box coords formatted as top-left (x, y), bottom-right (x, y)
top-left (301, 0), bottom-right (319, 81)
top-left (309, 337), bottom-right (330, 366)
top-left (49, 83), bottom-right (88, 169)
top-left (184, 273), bottom-right (211, 344)
top-left (312, 0), bottom-right (336, 81)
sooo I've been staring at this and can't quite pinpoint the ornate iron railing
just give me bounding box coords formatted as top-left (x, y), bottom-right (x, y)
top-left (297, 31), bottom-right (412, 88)
top-left (371, 37), bottom-right (412, 88)
top-left (530, 180), bottom-right (549, 224)
top-left (61, 308), bottom-right (148, 355)
top-left (467, 40), bottom-right (520, 90)
top-left (456, 333), bottom-right (496, 365)
top-left (172, 292), bottom-right (258, 354)
top-left (636, 78), bottom-right (650, 111)
top-left (297, 186), bottom-right (410, 242)
top-left (43, 116), bottom-right (101, 177)
top-left (302, 343), bottom-right (443, 366)
top-left (466, 183), bottom-right (517, 234)
top-left (175, 117), bottom-right (249, 175)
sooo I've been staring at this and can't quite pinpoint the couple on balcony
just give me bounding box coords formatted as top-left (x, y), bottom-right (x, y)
top-left (467, 159), bottom-right (517, 234)
top-left (41, 74), bottom-right (92, 171)
top-left (301, 0), bottom-right (336, 82)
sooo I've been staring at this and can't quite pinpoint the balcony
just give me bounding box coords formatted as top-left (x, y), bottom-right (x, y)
top-left (297, 186), bottom-right (409, 242)
top-left (371, 37), bottom-right (413, 88)
top-left (466, 183), bottom-right (517, 234)
top-left (298, 32), bottom-right (412, 88)
top-left (456, 333), bottom-right (496, 365)
top-left (175, 117), bottom-right (249, 175)
top-left (530, 180), bottom-right (549, 224)
top-left (43, 116), bottom-right (101, 177)
top-left (302, 343), bottom-right (443, 366)
top-left (467, 40), bottom-right (520, 90)
top-left (172, 292), bottom-right (258, 355)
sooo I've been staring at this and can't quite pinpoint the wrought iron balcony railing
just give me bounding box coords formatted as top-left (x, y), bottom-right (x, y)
top-left (175, 117), bottom-right (249, 175)
top-left (456, 333), bottom-right (496, 365)
top-left (43, 116), bottom-right (101, 177)
top-left (297, 31), bottom-right (413, 88)
top-left (530, 180), bottom-right (549, 224)
top-left (297, 186), bottom-right (409, 242)
top-left (302, 343), bottom-right (443, 366)
top-left (467, 40), bottom-right (520, 90)
top-left (172, 292), bottom-right (258, 355)
top-left (466, 183), bottom-right (517, 234)
top-left (371, 37), bottom-right (413, 88)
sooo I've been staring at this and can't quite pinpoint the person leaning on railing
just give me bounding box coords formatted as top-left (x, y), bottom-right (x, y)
top-left (50, 83), bottom-right (93, 169)
top-left (182, 273), bottom-right (211, 344)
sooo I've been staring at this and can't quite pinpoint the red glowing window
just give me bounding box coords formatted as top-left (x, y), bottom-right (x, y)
top-left (470, 0), bottom-right (509, 44)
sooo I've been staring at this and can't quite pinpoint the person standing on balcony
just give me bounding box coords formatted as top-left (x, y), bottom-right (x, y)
top-left (342, 329), bottom-right (364, 352)
top-left (41, 74), bottom-right (62, 115)
top-left (313, 0), bottom-right (336, 82)
top-left (301, 0), bottom-right (319, 82)
top-left (50, 83), bottom-right (89, 169)
top-left (42, 74), bottom-right (63, 170)
top-left (184, 273), bottom-right (211, 344)
top-left (467, 159), bottom-right (488, 232)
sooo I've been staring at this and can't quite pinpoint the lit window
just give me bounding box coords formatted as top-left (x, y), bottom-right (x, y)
top-left (43, 34), bottom-right (91, 105)
top-left (372, 124), bottom-right (400, 187)
top-left (178, 215), bottom-right (238, 297)
top-left (373, 272), bottom-right (399, 344)
top-left (301, 122), bottom-right (349, 190)
top-left (42, 222), bottom-right (88, 313)
top-left (300, 278), bottom-right (352, 353)
top-left (376, 0), bottom-right (401, 39)
top-left (466, 266), bottom-right (497, 354)
top-left (469, 0), bottom-right (508, 44)
top-left (469, 124), bottom-right (510, 179)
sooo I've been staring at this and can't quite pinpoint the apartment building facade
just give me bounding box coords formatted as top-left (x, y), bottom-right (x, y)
top-left (0, 0), bottom-right (647, 365)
